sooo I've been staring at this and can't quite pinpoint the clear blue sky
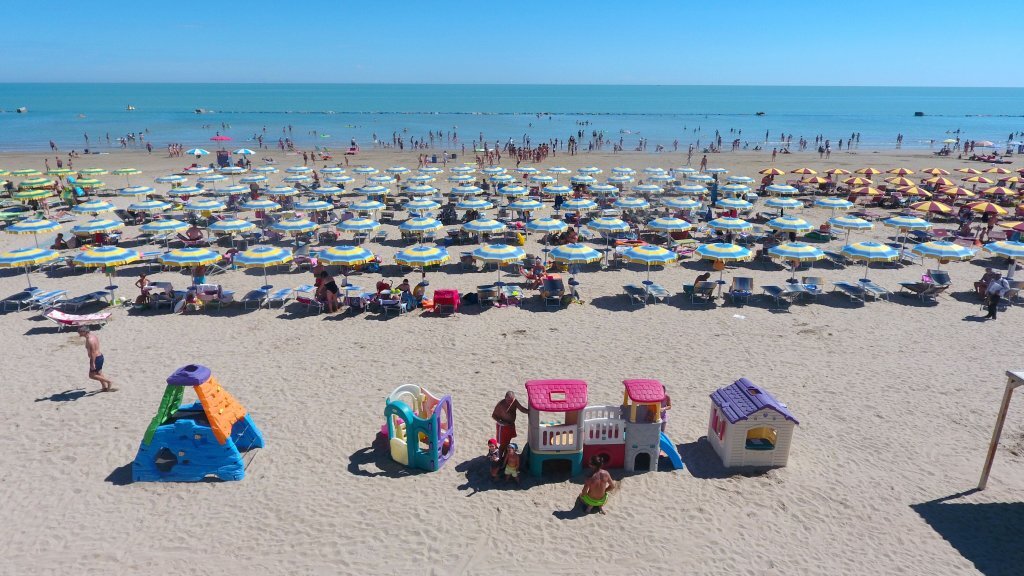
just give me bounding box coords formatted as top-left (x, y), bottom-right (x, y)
top-left (5, 0), bottom-right (1023, 86)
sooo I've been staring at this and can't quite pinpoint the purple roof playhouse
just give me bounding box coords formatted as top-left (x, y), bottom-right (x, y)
top-left (710, 378), bottom-right (799, 425)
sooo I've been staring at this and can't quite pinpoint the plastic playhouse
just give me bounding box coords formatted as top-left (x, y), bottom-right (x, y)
top-left (707, 378), bottom-right (798, 468)
top-left (132, 364), bottom-right (265, 482)
top-left (522, 378), bottom-right (683, 476)
top-left (384, 384), bottom-right (455, 471)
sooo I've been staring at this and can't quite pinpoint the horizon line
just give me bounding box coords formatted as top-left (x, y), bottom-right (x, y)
top-left (2, 82), bottom-right (1024, 89)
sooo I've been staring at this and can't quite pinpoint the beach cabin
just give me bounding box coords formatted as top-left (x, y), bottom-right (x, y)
top-left (707, 378), bottom-right (798, 468)
top-left (132, 364), bottom-right (265, 482)
top-left (525, 379), bottom-right (588, 476)
top-left (384, 384), bottom-right (455, 472)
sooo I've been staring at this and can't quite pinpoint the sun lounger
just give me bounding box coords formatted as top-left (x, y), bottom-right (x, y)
top-left (858, 279), bottom-right (891, 301)
top-left (26, 289), bottom-right (68, 311)
top-left (57, 290), bottom-right (112, 311)
top-left (44, 308), bottom-right (112, 331)
top-left (264, 287), bottom-right (294, 309)
top-left (2, 287), bottom-right (43, 311)
top-left (541, 275), bottom-right (565, 309)
top-left (623, 284), bottom-right (650, 306)
top-left (294, 285), bottom-right (324, 314)
top-left (193, 284), bottom-right (235, 309)
top-left (824, 250), bottom-right (850, 268)
top-left (898, 282), bottom-right (949, 301)
top-left (646, 283), bottom-right (670, 304)
top-left (801, 277), bottom-right (825, 300)
top-left (832, 281), bottom-right (867, 305)
top-left (240, 289), bottom-right (268, 310)
top-left (925, 269), bottom-right (952, 287)
top-left (726, 277), bottom-right (754, 306)
top-left (762, 284), bottom-right (805, 308)
top-left (683, 281), bottom-right (717, 305)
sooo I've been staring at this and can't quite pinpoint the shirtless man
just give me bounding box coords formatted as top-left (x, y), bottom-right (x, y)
top-left (78, 327), bottom-right (115, 392)
top-left (578, 456), bottom-right (616, 515)
top-left (491, 391), bottom-right (528, 457)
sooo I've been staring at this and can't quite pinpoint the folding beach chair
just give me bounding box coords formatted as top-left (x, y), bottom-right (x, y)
top-left (294, 285), bottom-right (324, 314)
top-left (2, 287), bottom-right (43, 311)
top-left (832, 281), bottom-right (867, 305)
top-left (925, 269), bottom-right (952, 287)
top-left (432, 289), bottom-right (460, 315)
top-left (726, 277), bottom-right (754, 306)
top-left (44, 308), bottom-right (112, 331)
top-left (623, 284), bottom-right (649, 306)
top-left (684, 281), bottom-right (717, 305)
top-left (898, 282), bottom-right (949, 302)
top-left (646, 283), bottom-right (671, 304)
top-left (858, 279), bottom-right (892, 301)
top-left (26, 289), bottom-right (68, 311)
top-left (541, 275), bottom-right (565, 310)
top-left (240, 289), bottom-right (268, 310)
top-left (57, 290), bottom-right (112, 311)
top-left (264, 287), bottom-right (294, 309)
top-left (800, 277), bottom-right (825, 300)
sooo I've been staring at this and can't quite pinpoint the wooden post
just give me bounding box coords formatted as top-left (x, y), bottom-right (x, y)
top-left (978, 371), bottom-right (1024, 490)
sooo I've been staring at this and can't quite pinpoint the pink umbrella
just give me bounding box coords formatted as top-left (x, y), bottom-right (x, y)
top-left (210, 135), bottom-right (232, 142)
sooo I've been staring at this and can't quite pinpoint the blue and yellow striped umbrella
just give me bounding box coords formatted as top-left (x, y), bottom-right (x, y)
top-left (400, 216), bottom-right (443, 233)
top-left (395, 245), bottom-right (450, 268)
top-left (768, 242), bottom-right (825, 262)
top-left (72, 219), bottom-right (124, 235)
top-left (883, 216), bottom-right (932, 230)
top-left (767, 216), bottom-right (813, 233)
top-left (456, 198), bottom-right (493, 211)
top-left (338, 217), bottom-right (381, 233)
top-left (647, 217), bottom-right (692, 233)
top-left (294, 200), bottom-right (334, 212)
top-left (406, 199), bottom-right (441, 213)
top-left (550, 243), bottom-right (602, 264)
top-left (12, 188), bottom-right (55, 201)
top-left (0, 247), bottom-right (60, 287)
top-left (829, 215), bottom-right (873, 230)
top-left (128, 200), bottom-right (171, 213)
top-left (20, 177), bottom-right (56, 189)
top-left (451, 185), bottom-right (483, 196)
top-left (239, 199), bottom-right (282, 212)
top-left (614, 197), bottom-right (651, 210)
top-left (472, 243), bottom-right (525, 264)
top-left (842, 241), bottom-right (898, 262)
top-left (815, 197), bottom-right (854, 210)
top-left (141, 219), bottom-right (188, 234)
top-left (570, 175), bottom-right (596, 185)
top-left (715, 198), bottom-right (753, 211)
top-left (508, 198), bottom-right (543, 211)
top-left (155, 174), bottom-right (187, 184)
top-left (267, 185), bottom-right (298, 196)
top-left (673, 184), bottom-right (707, 196)
top-left (184, 199), bottom-right (226, 212)
top-left (708, 217), bottom-right (753, 232)
top-left (49, 168), bottom-right (74, 176)
top-left (319, 245), bottom-right (375, 266)
top-left (119, 185), bottom-right (155, 197)
top-left (983, 240), bottom-right (1024, 259)
top-left (562, 198), bottom-right (598, 212)
top-left (270, 217), bottom-right (318, 235)
top-left (285, 166), bottom-right (313, 174)
top-left (71, 200), bottom-right (117, 215)
top-left (586, 217), bottom-right (630, 233)
top-left (663, 197), bottom-right (702, 210)
top-left (499, 185), bottom-right (528, 197)
top-left (6, 218), bottom-right (61, 236)
top-left (696, 243), bottom-right (753, 262)
top-left (526, 217), bottom-right (568, 233)
top-left (209, 219), bottom-right (256, 235)
top-left (481, 166), bottom-right (506, 176)
top-left (765, 184), bottom-right (798, 196)
top-left (765, 197), bottom-right (802, 210)
top-left (463, 218), bottom-right (507, 234)
top-left (74, 245), bottom-right (139, 268)
top-left (234, 246), bottom-right (294, 287)
top-left (911, 241), bottom-right (975, 268)
top-left (623, 244), bottom-right (677, 282)
top-left (251, 165), bottom-right (279, 174)
top-left (160, 247), bottom-right (221, 267)
top-left (578, 166), bottom-right (603, 175)
top-left (312, 186), bottom-right (342, 197)
top-left (350, 199), bottom-right (386, 212)
top-left (544, 185), bottom-right (573, 196)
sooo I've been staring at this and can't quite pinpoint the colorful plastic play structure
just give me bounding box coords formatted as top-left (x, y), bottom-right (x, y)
top-left (521, 378), bottom-right (684, 476)
top-left (132, 364), bottom-right (265, 482)
top-left (707, 378), bottom-right (798, 468)
top-left (384, 384), bottom-right (455, 471)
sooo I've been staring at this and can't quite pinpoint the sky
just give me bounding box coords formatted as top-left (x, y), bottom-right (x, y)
top-left (4, 0), bottom-right (1024, 86)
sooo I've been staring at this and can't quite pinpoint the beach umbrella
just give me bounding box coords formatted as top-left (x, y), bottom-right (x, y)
top-left (239, 198), bottom-right (282, 212)
top-left (419, 166), bottom-right (444, 175)
top-left (358, 185), bottom-right (388, 197)
top-left (285, 166), bottom-right (313, 174)
top-left (140, 219), bottom-right (188, 244)
top-left (841, 176), bottom-right (871, 187)
top-left (456, 198), bottom-right (493, 211)
top-left (708, 217), bottom-right (753, 232)
top-left (765, 197), bottom-right (803, 212)
top-left (293, 200), bottom-right (334, 212)
top-left (112, 167), bottom-right (141, 187)
top-left (12, 188), bottom-right (55, 201)
top-left (943, 187), bottom-right (976, 200)
top-left (320, 167), bottom-right (346, 176)
top-left (714, 198), bottom-right (753, 211)
top-left (643, 167), bottom-right (666, 176)
top-left (197, 174), bottom-right (227, 186)
top-left (220, 166), bottom-right (246, 176)
top-left (911, 201), bottom-right (953, 216)
top-left (74, 245), bottom-right (141, 303)
top-left (622, 245), bottom-right (677, 283)
top-left (447, 174), bottom-right (475, 184)
top-left (964, 175), bottom-right (995, 185)
top-left (350, 199), bottom-right (386, 212)
top-left (186, 148), bottom-right (210, 156)
top-left (155, 175), bottom-right (186, 185)
top-left (72, 199), bottom-right (117, 215)
top-left (184, 166), bottom-right (213, 175)
top-left (828, 215), bottom-right (873, 245)
top-left (160, 248), bottom-right (222, 282)
top-left (986, 167), bottom-right (1012, 175)
top-left (234, 246), bottom-right (294, 288)
top-left (270, 217), bottom-right (318, 240)
top-left (463, 218), bottom-right (507, 235)
top-left (886, 176), bottom-right (917, 187)
top-left (6, 218), bottom-right (61, 247)
top-left (911, 241), bottom-right (975, 269)
top-left (266, 185), bottom-right (298, 197)
top-left (765, 184), bottom-right (798, 196)
top-left (211, 184), bottom-right (248, 197)
top-left (967, 201), bottom-right (1008, 215)
top-left (210, 135), bottom-right (232, 143)
top-left (282, 175), bottom-right (312, 184)
top-left (518, 167), bottom-right (540, 176)
top-left (632, 184), bottom-right (663, 195)
top-left (320, 245), bottom-right (375, 267)
top-left (612, 167), bottom-right (636, 176)
top-left (957, 167), bottom-right (982, 175)
top-left (841, 241), bottom-right (899, 279)
top-left (887, 168), bottom-right (915, 176)
top-left (587, 217), bottom-right (630, 263)
top-left (925, 176), bottom-right (956, 188)
top-left (648, 174), bottom-right (674, 183)
top-left (71, 219), bottom-right (124, 236)
top-left (368, 175), bottom-right (396, 186)
top-left (647, 217), bottom-right (692, 233)
top-left (851, 187), bottom-right (883, 197)
top-left (312, 186), bottom-right (342, 197)
top-left (684, 173), bottom-right (713, 183)
top-left (490, 174), bottom-right (514, 184)
top-left (499, 185), bottom-right (528, 198)
top-left (386, 166), bottom-right (410, 175)
top-left (75, 178), bottom-right (105, 190)
top-left (405, 199), bottom-right (441, 213)
top-left (20, 177), bottom-right (56, 189)
top-left (547, 166), bottom-right (571, 175)
top-left (352, 166), bottom-right (379, 176)
top-left (549, 243), bottom-right (602, 278)
top-left (77, 168), bottom-right (107, 177)
top-left (450, 165), bottom-right (475, 175)
top-left (1001, 176), bottom-right (1022, 184)
top-left (0, 247), bottom-right (59, 287)
top-left (674, 184), bottom-right (707, 196)
top-left (400, 217), bottom-right (443, 240)
top-left (614, 197), bottom-right (650, 210)
top-left (12, 169), bottom-right (42, 179)
top-left (406, 184), bottom-right (438, 196)
top-left (403, 174), bottom-right (433, 184)
top-left (326, 175), bottom-right (355, 185)
top-left (727, 176), bottom-right (755, 184)
top-left (922, 168), bottom-right (950, 176)
top-left (590, 184), bottom-right (619, 195)
top-left (856, 168), bottom-right (882, 176)
top-left (562, 198), bottom-right (598, 212)
top-left (508, 198), bottom-right (543, 212)
top-left (898, 186), bottom-right (931, 198)
top-left (481, 166), bottom-right (507, 176)
top-left (696, 243), bottom-right (753, 286)
top-left (252, 166), bottom-right (279, 174)
top-left (768, 242), bottom-right (825, 280)
top-left (233, 148), bottom-right (255, 155)
top-left (883, 215), bottom-right (933, 255)
top-left (578, 166), bottom-right (602, 175)
top-left (526, 217), bottom-right (568, 234)
top-left (982, 187), bottom-right (1015, 198)
top-left (792, 168), bottom-right (817, 175)
top-left (472, 244), bottom-right (525, 284)
top-left (451, 185), bottom-right (483, 197)
top-left (544, 185), bottom-right (573, 196)
top-left (706, 168), bottom-right (728, 175)
top-left (209, 218), bottom-right (256, 235)
top-left (184, 199), bottom-right (226, 213)
top-left (118, 186), bottom-right (155, 197)
top-left (983, 241), bottom-right (1024, 279)
top-left (815, 197), bottom-right (855, 210)
top-left (766, 215), bottom-right (813, 233)
top-left (395, 244), bottom-right (450, 283)
top-left (608, 175), bottom-right (633, 186)
top-left (663, 197), bottom-right (701, 211)
top-left (168, 186), bottom-right (202, 198)
top-left (802, 176), bottom-right (830, 186)
top-left (570, 175), bottom-right (596, 185)
top-left (720, 183), bottom-right (750, 196)
top-left (759, 167), bottom-right (785, 176)
top-left (337, 217), bottom-right (381, 236)
top-left (127, 200), bottom-right (171, 213)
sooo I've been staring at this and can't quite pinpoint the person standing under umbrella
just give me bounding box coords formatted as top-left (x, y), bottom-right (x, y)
top-left (984, 277), bottom-right (1011, 320)
top-left (78, 327), bottom-right (115, 392)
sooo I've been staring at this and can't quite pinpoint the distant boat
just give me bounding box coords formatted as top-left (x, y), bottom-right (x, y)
top-left (755, 111), bottom-right (765, 116)
top-left (15, 107), bottom-right (27, 114)
top-left (195, 108), bottom-right (206, 114)
top-left (914, 111), bottom-right (925, 117)
top-left (126, 105), bottom-right (135, 111)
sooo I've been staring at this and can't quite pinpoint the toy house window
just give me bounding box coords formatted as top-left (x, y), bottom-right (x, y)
top-left (745, 426), bottom-right (777, 450)
top-left (717, 419), bottom-right (725, 440)
top-left (711, 409), bottom-right (718, 429)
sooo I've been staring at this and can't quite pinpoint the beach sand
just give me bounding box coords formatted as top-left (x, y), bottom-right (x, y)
top-left (1, 148), bottom-right (1022, 575)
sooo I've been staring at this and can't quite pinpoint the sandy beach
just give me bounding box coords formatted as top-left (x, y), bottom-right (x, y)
top-left (1, 147), bottom-right (1023, 576)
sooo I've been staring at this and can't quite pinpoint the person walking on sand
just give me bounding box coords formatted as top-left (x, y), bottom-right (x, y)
top-left (78, 327), bottom-right (115, 392)
top-left (578, 456), bottom-right (616, 515)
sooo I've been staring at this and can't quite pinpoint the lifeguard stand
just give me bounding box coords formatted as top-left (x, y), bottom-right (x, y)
top-left (525, 379), bottom-right (588, 476)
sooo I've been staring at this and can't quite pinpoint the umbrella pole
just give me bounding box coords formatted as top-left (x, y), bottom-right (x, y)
top-left (863, 261), bottom-right (870, 281)
top-left (263, 267), bottom-right (270, 289)
top-left (24, 266), bottom-right (33, 289)
top-left (1009, 258), bottom-right (1017, 280)
top-left (33, 236), bottom-right (39, 248)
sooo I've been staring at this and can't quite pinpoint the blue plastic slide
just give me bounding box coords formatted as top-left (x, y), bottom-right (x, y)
top-left (659, 432), bottom-right (684, 470)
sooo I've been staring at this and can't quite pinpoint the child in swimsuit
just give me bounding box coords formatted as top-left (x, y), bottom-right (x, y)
top-left (504, 444), bottom-right (520, 485)
top-left (487, 439), bottom-right (501, 480)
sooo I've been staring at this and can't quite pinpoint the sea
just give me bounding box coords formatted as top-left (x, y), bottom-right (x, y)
top-left (1, 84), bottom-right (1022, 153)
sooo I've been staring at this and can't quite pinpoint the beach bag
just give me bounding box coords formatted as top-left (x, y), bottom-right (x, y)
top-left (462, 292), bottom-right (479, 306)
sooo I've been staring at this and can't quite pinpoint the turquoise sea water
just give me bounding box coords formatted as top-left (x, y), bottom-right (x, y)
top-left (0, 84), bottom-right (1022, 152)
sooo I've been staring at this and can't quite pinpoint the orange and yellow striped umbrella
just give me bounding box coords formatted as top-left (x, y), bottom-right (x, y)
top-left (967, 201), bottom-right (1008, 215)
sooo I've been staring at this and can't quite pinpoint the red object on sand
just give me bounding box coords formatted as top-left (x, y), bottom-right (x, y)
top-left (210, 135), bottom-right (232, 142)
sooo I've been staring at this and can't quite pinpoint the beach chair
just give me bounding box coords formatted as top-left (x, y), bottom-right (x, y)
top-left (824, 250), bottom-right (850, 268)
top-left (898, 281), bottom-right (949, 302)
top-left (761, 284), bottom-right (804, 309)
top-left (646, 283), bottom-right (671, 304)
top-left (2, 287), bottom-right (43, 311)
top-left (43, 308), bottom-right (112, 331)
top-left (623, 284), bottom-right (650, 306)
top-left (858, 279), bottom-right (891, 301)
top-left (477, 285), bottom-right (500, 308)
top-left (26, 289), bottom-right (68, 311)
top-left (499, 285), bottom-right (522, 308)
top-left (832, 281), bottom-right (867, 305)
top-left (926, 270), bottom-right (952, 287)
top-left (264, 287), bottom-right (294, 309)
top-left (541, 275), bottom-right (565, 310)
top-left (801, 277), bottom-right (825, 300)
top-left (372, 230), bottom-right (388, 243)
top-left (1004, 280), bottom-right (1024, 305)
top-left (682, 281), bottom-right (717, 305)
top-left (194, 284), bottom-right (235, 310)
top-left (57, 290), bottom-right (112, 311)
top-left (726, 277), bottom-right (754, 306)
top-left (433, 289), bottom-right (459, 315)
top-left (240, 289), bottom-right (268, 310)
top-left (294, 285), bottom-right (324, 314)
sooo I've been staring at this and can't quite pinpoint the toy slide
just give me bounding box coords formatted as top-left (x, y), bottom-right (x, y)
top-left (659, 432), bottom-right (683, 470)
